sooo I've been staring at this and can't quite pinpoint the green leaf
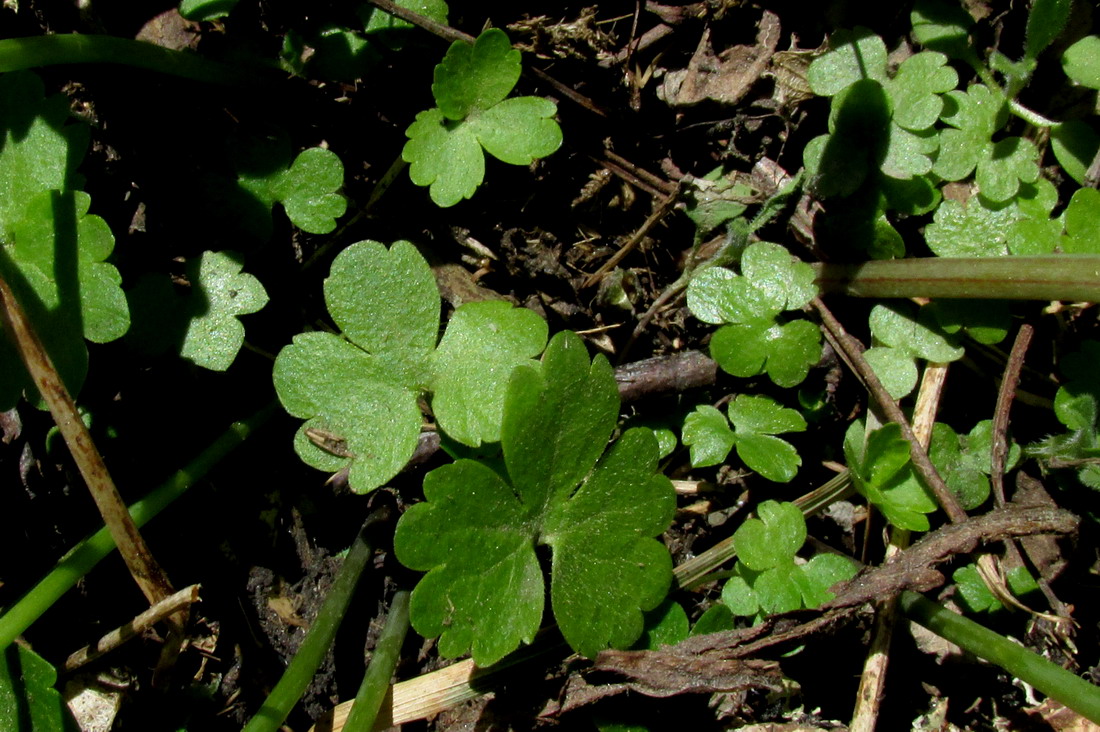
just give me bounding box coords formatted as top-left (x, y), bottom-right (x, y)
top-left (274, 240), bottom-right (547, 492)
top-left (953, 563), bottom-right (1000, 612)
top-left (685, 171), bottom-right (753, 240)
top-left (885, 52), bottom-right (958, 130)
top-left (795, 553), bottom-right (858, 608)
top-left (239, 145), bottom-right (346, 235)
top-left (869, 303), bottom-right (963, 362)
top-left (864, 346), bottom-right (918, 400)
top-left (362, 0), bottom-right (448, 33)
top-left (933, 85), bottom-right (1037, 202)
top-left (682, 405), bottom-right (735, 468)
top-left (1062, 188), bottom-right (1100, 254)
top-left (925, 300), bottom-right (1010, 346)
top-left (845, 421), bottom-right (938, 532)
top-left (691, 603), bottom-right (736, 635)
top-left (733, 500), bottom-right (806, 572)
top-left (1025, 0), bottom-right (1071, 61)
top-left (179, 0), bottom-right (239, 21)
top-left (395, 331), bottom-right (675, 664)
top-left (0, 72), bottom-right (88, 234)
top-left (727, 394), bottom-right (806, 482)
top-left (806, 80), bottom-right (891, 197)
top-left (177, 251), bottom-right (269, 371)
top-left (433, 28), bottom-right (520, 120)
top-left (0, 644), bottom-right (79, 732)
top-left (720, 568), bottom-right (760, 617)
top-left (1062, 36), bottom-right (1100, 89)
top-left (403, 29), bottom-right (562, 207)
top-left (911, 0), bottom-right (976, 59)
top-left (925, 197), bottom-right (1013, 257)
top-left (1051, 121), bottom-right (1100, 186)
top-left (430, 300), bottom-right (548, 446)
top-left (635, 599), bottom-right (689, 649)
top-left (807, 28), bottom-right (888, 96)
top-left (687, 243), bottom-right (821, 388)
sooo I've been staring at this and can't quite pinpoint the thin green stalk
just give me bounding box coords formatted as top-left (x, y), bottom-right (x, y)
top-left (814, 256), bottom-right (1100, 302)
top-left (0, 35), bottom-right (276, 86)
top-left (342, 590), bottom-right (411, 732)
top-left (242, 522), bottom-right (376, 732)
top-left (900, 591), bottom-right (1100, 723)
top-left (0, 402), bottom-right (278, 649)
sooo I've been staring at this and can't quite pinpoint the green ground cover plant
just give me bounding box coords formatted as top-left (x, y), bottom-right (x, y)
top-left (2, 0), bottom-right (1100, 729)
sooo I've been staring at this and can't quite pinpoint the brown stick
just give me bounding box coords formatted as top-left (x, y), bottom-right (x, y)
top-left (0, 275), bottom-right (180, 618)
top-left (65, 585), bottom-right (201, 672)
top-left (991, 324), bottom-right (1033, 505)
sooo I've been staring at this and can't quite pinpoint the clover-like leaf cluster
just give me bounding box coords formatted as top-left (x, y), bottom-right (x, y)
top-left (0, 71), bottom-right (130, 409)
top-left (682, 395), bottom-right (806, 482)
top-left (929, 420), bottom-right (1020, 510)
top-left (273, 240), bottom-right (548, 493)
top-left (403, 28), bottom-right (563, 207)
top-left (686, 241), bottom-right (821, 387)
top-left (720, 500), bottom-right (857, 618)
top-left (844, 420), bottom-right (938, 532)
top-left (393, 331), bottom-right (675, 666)
top-left (125, 250), bottom-right (268, 371)
top-left (863, 302), bottom-right (964, 399)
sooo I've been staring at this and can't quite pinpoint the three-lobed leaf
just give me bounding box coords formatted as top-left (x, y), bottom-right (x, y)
top-left (395, 331), bottom-right (675, 665)
top-left (403, 28), bottom-right (562, 207)
top-left (686, 242), bottom-right (821, 388)
top-left (274, 240), bottom-right (547, 493)
top-left (238, 144), bottom-right (346, 235)
top-left (682, 395), bottom-right (806, 482)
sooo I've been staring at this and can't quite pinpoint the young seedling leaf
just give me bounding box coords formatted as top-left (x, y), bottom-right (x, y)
top-left (722, 500), bottom-right (858, 618)
top-left (845, 421), bottom-right (938, 531)
top-left (925, 300), bottom-right (1010, 345)
top-left (726, 395), bottom-right (806, 482)
top-left (866, 302), bottom-right (962, 398)
top-left (687, 242), bottom-right (821, 387)
top-left (177, 251), bottom-right (269, 371)
top-left (1061, 36), bottom-right (1100, 89)
top-left (933, 85), bottom-right (1039, 202)
top-left (125, 251), bottom-right (267, 371)
top-left (885, 52), bottom-right (958, 131)
top-left (403, 28), bottom-right (562, 207)
top-left (238, 145), bottom-right (346, 235)
top-left (635, 599), bottom-right (690, 650)
top-left (395, 331), bottom-right (675, 665)
top-left (682, 404), bottom-right (735, 468)
top-left (274, 240), bottom-right (547, 493)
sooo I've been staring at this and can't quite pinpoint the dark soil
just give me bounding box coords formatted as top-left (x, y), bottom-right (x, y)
top-left (1, 1), bottom-right (1098, 731)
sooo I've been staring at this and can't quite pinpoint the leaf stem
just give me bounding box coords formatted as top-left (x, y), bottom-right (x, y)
top-left (242, 513), bottom-right (382, 732)
top-left (899, 590), bottom-right (1100, 723)
top-left (0, 34), bottom-right (277, 86)
top-left (0, 402), bottom-right (277, 650)
top-left (814, 256), bottom-right (1100, 302)
top-left (341, 590), bottom-right (411, 731)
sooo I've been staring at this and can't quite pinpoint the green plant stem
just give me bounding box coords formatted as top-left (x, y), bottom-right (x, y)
top-left (0, 35), bottom-right (276, 86)
top-left (900, 590), bottom-right (1100, 723)
top-left (0, 402), bottom-right (277, 650)
top-left (342, 590), bottom-right (411, 732)
top-left (814, 256), bottom-right (1100, 302)
top-left (242, 518), bottom-right (377, 732)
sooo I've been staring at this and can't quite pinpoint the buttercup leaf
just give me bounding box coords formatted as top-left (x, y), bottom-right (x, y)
top-left (396, 331), bottom-right (674, 665)
top-left (433, 28), bottom-right (520, 120)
